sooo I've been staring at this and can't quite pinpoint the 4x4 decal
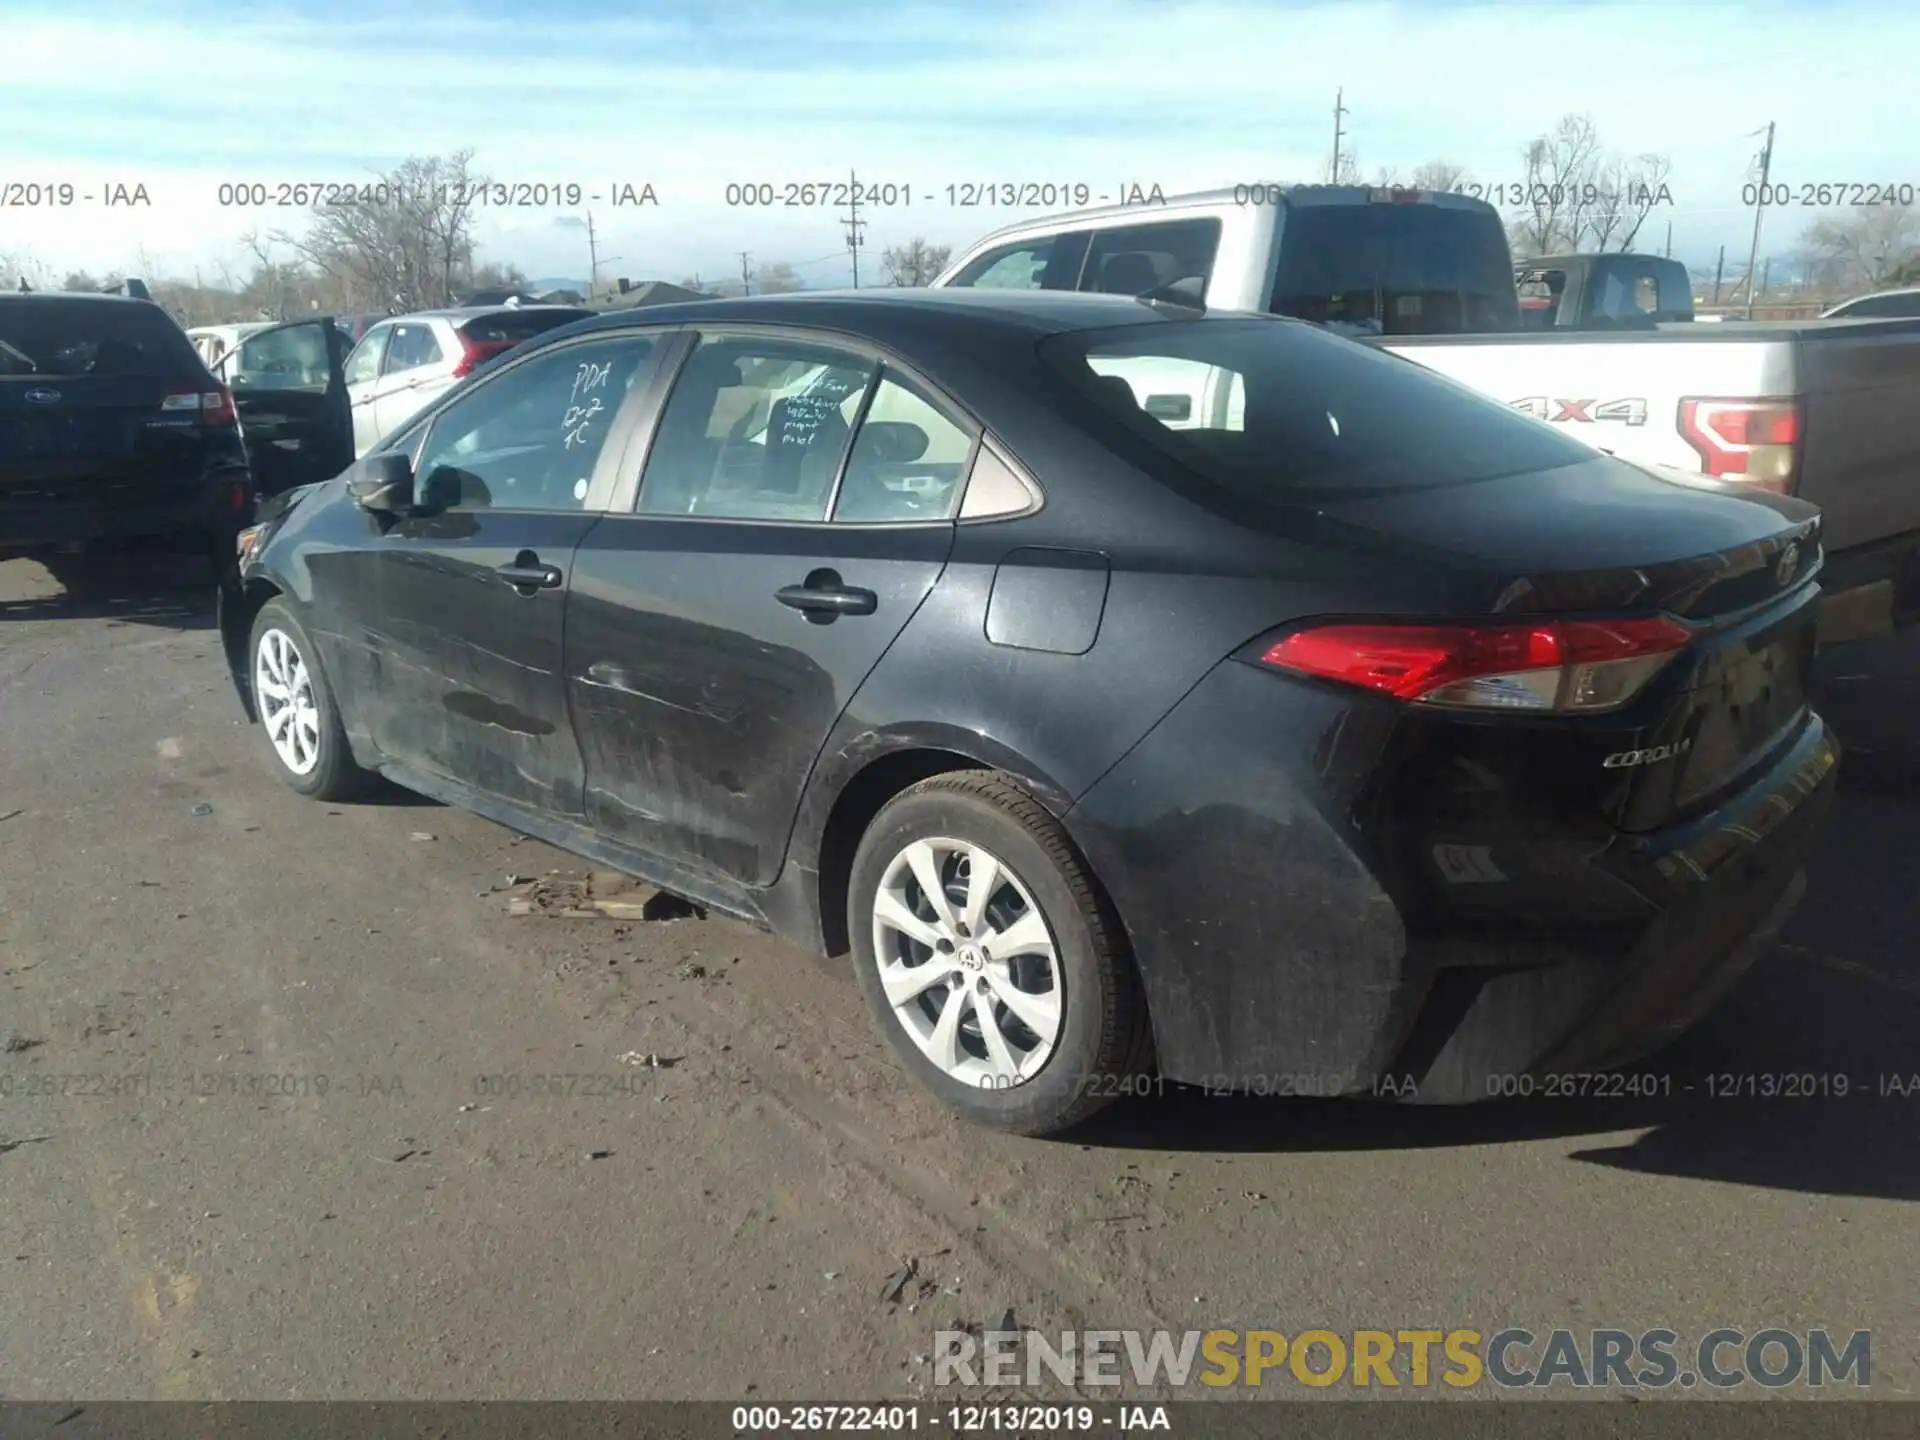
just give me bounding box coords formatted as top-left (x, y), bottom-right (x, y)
top-left (1512, 396), bottom-right (1649, 426)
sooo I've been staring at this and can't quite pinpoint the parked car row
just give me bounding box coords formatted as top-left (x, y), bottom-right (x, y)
top-left (222, 287), bottom-right (1838, 1136)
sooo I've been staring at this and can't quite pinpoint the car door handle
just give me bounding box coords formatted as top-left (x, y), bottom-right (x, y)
top-left (776, 580), bottom-right (877, 616)
top-left (499, 554), bottom-right (563, 591)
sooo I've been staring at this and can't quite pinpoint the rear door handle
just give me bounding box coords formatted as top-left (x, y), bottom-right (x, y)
top-left (499, 551), bottom-right (563, 592)
top-left (776, 577), bottom-right (877, 617)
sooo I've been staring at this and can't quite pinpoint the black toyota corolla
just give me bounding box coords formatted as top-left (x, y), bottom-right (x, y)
top-left (221, 289), bottom-right (1838, 1135)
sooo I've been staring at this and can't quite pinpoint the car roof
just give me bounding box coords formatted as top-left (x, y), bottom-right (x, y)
top-left (556, 287), bottom-right (1229, 344)
top-left (951, 182), bottom-right (1503, 254)
top-left (1828, 287), bottom-right (1920, 308)
top-left (390, 305), bottom-right (590, 323)
top-left (0, 290), bottom-right (154, 304)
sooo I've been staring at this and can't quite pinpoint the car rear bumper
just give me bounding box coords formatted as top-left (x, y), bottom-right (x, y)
top-left (1065, 659), bottom-right (1840, 1100)
top-left (0, 472), bottom-right (254, 555)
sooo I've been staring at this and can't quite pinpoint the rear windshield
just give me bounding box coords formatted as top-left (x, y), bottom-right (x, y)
top-left (461, 309), bottom-right (593, 344)
top-left (0, 299), bottom-right (197, 378)
top-left (1039, 317), bottom-right (1593, 496)
top-left (1271, 203), bottom-right (1520, 335)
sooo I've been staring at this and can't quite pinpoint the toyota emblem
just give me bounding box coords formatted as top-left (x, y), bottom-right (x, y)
top-left (1775, 542), bottom-right (1800, 587)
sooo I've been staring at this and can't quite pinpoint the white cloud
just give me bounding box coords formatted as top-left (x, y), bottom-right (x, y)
top-left (3, 1), bottom-right (1915, 281)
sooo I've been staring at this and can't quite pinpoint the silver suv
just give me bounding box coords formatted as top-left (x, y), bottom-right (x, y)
top-left (342, 305), bottom-right (591, 455)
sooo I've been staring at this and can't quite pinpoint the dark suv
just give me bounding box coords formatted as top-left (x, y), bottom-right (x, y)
top-left (1, 292), bottom-right (313, 570)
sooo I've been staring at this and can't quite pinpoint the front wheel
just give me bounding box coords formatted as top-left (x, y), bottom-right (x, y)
top-left (248, 598), bottom-right (377, 801)
top-left (848, 772), bottom-right (1151, 1136)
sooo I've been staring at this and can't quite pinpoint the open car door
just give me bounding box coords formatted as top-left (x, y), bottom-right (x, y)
top-left (215, 318), bottom-right (354, 496)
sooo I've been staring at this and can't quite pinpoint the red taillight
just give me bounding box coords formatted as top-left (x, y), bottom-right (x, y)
top-left (1260, 616), bottom-right (1693, 713)
top-left (1678, 397), bottom-right (1800, 492)
top-left (452, 335), bottom-right (517, 378)
top-left (160, 388), bottom-right (237, 427)
top-left (229, 480), bottom-right (251, 513)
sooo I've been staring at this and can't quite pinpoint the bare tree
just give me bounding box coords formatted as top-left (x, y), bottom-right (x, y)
top-left (2, 249), bottom-right (51, 291)
top-left (1512, 114), bottom-right (1603, 257)
top-left (756, 261), bottom-right (805, 294)
top-left (1585, 153), bottom-right (1673, 252)
top-left (1329, 150), bottom-right (1362, 186)
top-left (1797, 204), bottom-right (1920, 294)
top-left (61, 270), bottom-right (104, 292)
top-left (1410, 159), bottom-right (1472, 193)
top-left (880, 238), bottom-right (952, 286)
top-left (272, 150), bottom-right (490, 312)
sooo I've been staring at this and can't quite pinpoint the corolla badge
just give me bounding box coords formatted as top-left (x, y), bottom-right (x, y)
top-left (1603, 738), bottom-right (1693, 769)
top-left (24, 388), bottom-right (61, 404)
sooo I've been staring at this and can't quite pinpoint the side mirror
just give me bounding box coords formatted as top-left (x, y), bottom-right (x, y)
top-left (348, 452), bottom-right (416, 513)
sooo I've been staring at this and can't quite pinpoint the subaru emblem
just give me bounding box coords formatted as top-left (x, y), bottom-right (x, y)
top-left (24, 387), bottom-right (60, 404)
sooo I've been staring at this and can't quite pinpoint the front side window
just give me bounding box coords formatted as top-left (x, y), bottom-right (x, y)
top-left (1041, 318), bottom-right (1594, 501)
top-left (636, 337), bottom-right (875, 521)
top-left (415, 334), bottom-right (656, 511)
top-left (343, 327), bottom-right (389, 387)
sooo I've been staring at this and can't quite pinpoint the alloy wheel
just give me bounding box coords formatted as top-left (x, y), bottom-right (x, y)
top-left (254, 627), bottom-right (321, 776)
top-left (870, 836), bottom-right (1063, 1088)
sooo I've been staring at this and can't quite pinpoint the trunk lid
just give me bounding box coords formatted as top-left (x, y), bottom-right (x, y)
top-left (1320, 455), bottom-right (1825, 832)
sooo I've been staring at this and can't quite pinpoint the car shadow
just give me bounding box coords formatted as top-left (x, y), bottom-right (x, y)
top-left (0, 550), bottom-right (218, 632)
top-left (1813, 628), bottom-right (1920, 801)
top-left (1070, 783), bottom-right (1920, 1202)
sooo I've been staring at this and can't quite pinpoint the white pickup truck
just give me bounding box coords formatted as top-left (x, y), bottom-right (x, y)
top-left (932, 185), bottom-right (1920, 638)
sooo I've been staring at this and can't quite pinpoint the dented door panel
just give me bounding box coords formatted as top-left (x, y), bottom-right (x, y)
top-left (358, 509), bottom-right (600, 815)
top-left (565, 518), bottom-right (953, 886)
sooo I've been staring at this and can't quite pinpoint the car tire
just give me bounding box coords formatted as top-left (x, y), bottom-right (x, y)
top-left (848, 771), bottom-right (1152, 1137)
top-left (247, 598), bottom-right (377, 801)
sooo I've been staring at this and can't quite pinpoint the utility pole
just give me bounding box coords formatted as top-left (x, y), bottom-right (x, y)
top-left (1664, 220), bottom-right (1672, 259)
top-left (583, 212), bottom-right (620, 301)
top-left (1330, 88), bottom-right (1349, 183)
top-left (1760, 256), bottom-right (1772, 304)
top-left (738, 251), bottom-right (753, 296)
top-left (840, 168), bottom-right (867, 288)
top-left (1712, 244), bottom-right (1725, 305)
top-left (1744, 120), bottom-right (1775, 320)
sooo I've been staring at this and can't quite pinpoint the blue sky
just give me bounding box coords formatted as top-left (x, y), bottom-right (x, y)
top-left (2, 0), bottom-right (1914, 287)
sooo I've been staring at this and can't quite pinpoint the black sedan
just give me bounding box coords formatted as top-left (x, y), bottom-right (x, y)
top-left (221, 289), bottom-right (1838, 1135)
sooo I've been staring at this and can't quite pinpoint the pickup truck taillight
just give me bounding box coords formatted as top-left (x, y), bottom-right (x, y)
top-left (1677, 397), bottom-right (1800, 493)
top-left (160, 388), bottom-right (239, 427)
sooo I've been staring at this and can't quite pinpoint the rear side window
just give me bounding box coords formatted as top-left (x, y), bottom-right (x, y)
top-left (1078, 219), bottom-right (1221, 298)
top-left (462, 309), bottom-right (592, 344)
top-left (0, 299), bottom-right (196, 377)
top-left (384, 323), bottom-right (444, 373)
top-left (1039, 318), bottom-right (1593, 498)
top-left (1270, 202), bottom-right (1520, 335)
